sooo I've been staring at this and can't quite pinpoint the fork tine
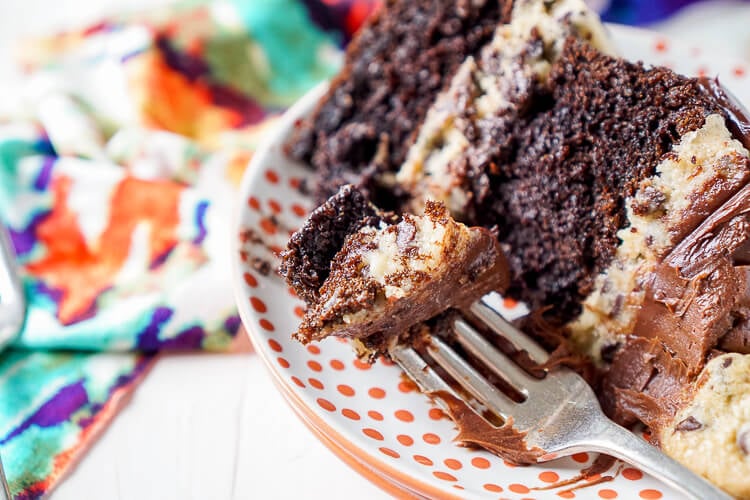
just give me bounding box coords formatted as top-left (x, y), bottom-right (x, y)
top-left (453, 318), bottom-right (539, 396)
top-left (428, 336), bottom-right (515, 419)
top-left (389, 344), bottom-right (455, 395)
top-left (470, 299), bottom-right (549, 364)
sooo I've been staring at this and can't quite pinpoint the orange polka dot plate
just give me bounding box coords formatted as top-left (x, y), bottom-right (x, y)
top-left (233, 26), bottom-right (750, 499)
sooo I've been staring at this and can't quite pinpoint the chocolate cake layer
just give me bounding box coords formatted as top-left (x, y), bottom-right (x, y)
top-left (287, 0), bottom-right (510, 205)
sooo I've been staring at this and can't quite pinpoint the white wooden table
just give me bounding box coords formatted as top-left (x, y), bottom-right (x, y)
top-left (2, 1), bottom-right (750, 499)
top-left (53, 352), bottom-right (385, 500)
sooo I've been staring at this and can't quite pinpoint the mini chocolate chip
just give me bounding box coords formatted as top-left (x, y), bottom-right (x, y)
top-left (737, 425), bottom-right (750, 455)
top-left (675, 416), bottom-right (703, 432)
top-left (296, 177), bottom-right (310, 196)
top-left (723, 357), bottom-right (734, 369)
top-left (631, 186), bottom-right (667, 216)
top-left (600, 342), bottom-right (621, 363)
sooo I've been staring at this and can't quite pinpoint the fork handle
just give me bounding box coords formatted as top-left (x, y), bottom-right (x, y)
top-left (580, 417), bottom-right (732, 500)
top-left (0, 223), bottom-right (24, 347)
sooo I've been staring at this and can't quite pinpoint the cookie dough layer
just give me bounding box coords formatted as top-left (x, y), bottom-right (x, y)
top-left (660, 353), bottom-right (750, 499)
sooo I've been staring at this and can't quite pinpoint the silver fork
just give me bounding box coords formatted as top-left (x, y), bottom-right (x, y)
top-left (389, 292), bottom-right (731, 500)
top-left (0, 222), bottom-right (24, 348)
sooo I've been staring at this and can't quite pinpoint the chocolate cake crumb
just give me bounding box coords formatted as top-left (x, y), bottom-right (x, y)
top-left (240, 228), bottom-right (263, 245)
top-left (251, 257), bottom-right (272, 276)
top-left (675, 416), bottom-right (703, 432)
top-left (297, 177), bottom-right (311, 196)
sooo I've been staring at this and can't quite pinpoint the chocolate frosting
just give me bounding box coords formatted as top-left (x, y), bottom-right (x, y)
top-left (533, 455), bottom-right (617, 494)
top-left (433, 391), bottom-right (543, 465)
top-left (717, 266), bottom-right (750, 353)
top-left (602, 336), bottom-right (691, 430)
top-left (632, 184), bottom-right (750, 372)
top-left (698, 77), bottom-right (750, 151)
top-left (606, 186), bottom-right (750, 433)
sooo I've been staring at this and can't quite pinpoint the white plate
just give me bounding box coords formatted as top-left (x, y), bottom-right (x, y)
top-left (233, 25), bottom-right (750, 499)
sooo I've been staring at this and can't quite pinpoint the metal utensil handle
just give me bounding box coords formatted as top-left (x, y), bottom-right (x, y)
top-left (0, 453), bottom-right (9, 500)
top-left (587, 417), bottom-right (732, 500)
top-left (0, 223), bottom-right (24, 345)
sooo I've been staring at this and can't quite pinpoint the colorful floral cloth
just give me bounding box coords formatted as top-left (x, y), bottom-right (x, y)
top-left (0, 1), bottom-right (376, 497)
top-left (0, 0), bottom-right (732, 497)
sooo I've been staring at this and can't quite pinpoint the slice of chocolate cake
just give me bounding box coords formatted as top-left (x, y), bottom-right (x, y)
top-left (279, 0), bottom-right (750, 495)
top-left (287, 0), bottom-right (511, 206)
top-left (281, 186), bottom-right (508, 358)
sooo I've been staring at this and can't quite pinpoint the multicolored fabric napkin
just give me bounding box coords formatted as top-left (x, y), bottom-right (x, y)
top-left (0, 0), bottom-right (727, 497)
top-left (0, 1), bottom-right (376, 497)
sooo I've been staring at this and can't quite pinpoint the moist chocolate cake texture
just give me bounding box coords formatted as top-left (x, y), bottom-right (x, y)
top-left (279, 0), bottom-right (750, 495)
